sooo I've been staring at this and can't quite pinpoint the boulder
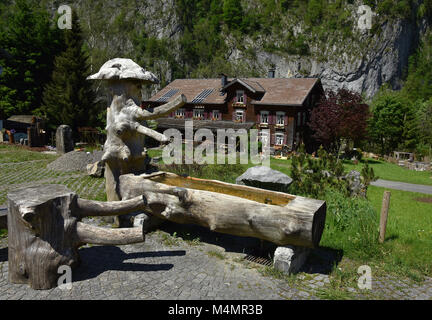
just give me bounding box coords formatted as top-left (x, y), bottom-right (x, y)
top-left (87, 161), bottom-right (105, 178)
top-left (56, 125), bottom-right (74, 155)
top-left (236, 166), bottom-right (293, 192)
top-left (345, 170), bottom-right (366, 197)
top-left (273, 245), bottom-right (310, 274)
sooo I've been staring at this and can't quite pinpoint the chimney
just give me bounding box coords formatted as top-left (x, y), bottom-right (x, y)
top-left (220, 73), bottom-right (228, 87)
top-left (268, 68), bottom-right (276, 78)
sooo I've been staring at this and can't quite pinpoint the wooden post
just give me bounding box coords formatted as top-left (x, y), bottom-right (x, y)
top-left (379, 191), bottom-right (391, 243)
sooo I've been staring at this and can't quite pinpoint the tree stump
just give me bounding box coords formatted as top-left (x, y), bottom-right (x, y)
top-left (7, 185), bottom-right (146, 290)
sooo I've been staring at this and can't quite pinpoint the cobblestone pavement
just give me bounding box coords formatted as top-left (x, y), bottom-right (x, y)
top-left (1, 161), bottom-right (432, 300)
top-left (1, 229), bottom-right (432, 300)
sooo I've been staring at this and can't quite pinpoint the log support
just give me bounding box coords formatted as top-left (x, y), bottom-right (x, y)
top-left (7, 184), bottom-right (146, 290)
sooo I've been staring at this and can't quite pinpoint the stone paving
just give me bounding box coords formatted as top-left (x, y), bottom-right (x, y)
top-left (0, 160), bottom-right (432, 300)
top-left (1, 230), bottom-right (432, 300)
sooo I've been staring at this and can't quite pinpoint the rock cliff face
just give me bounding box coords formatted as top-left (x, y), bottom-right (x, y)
top-left (43, 0), bottom-right (429, 99)
top-left (224, 4), bottom-right (429, 99)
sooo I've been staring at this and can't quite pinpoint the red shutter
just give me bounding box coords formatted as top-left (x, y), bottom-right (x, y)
top-left (270, 133), bottom-right (275, 146)
top-left (283, 134), bottom-right (287, 145)
top-left (232, 111), bottom-right (236, 121)
top-left (284, 115), bottom-right (288, 126)
top-left (257, 113), bottom-right (261, 123)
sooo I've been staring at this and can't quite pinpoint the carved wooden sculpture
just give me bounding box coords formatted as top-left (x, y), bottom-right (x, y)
top-left (7, 176), bottom-right (326, 289)
top-left (7, 184), bottom-right (146, 290)
top-left (87, 58), bottom-right (186, 203)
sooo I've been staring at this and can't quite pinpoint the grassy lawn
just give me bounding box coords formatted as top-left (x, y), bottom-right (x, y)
top-left (0, 143), bottom-right (106, 236)
top-left (367, 186), bottom-right (432, 278)
top-left (0, 143), bottom-right (58, 163)
top-left (344, 158), bottom-right (432, 186)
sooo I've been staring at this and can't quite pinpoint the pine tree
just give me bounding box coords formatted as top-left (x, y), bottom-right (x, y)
top-left (0, 0), bottom-right (63, 118)
top-left (37, 11), bottom-right (97, 132)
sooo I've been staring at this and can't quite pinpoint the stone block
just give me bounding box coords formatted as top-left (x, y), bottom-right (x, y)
top-left (273, 245), bottom-right (310, 274)
top-left (56, 125), bottom-right (74, 155)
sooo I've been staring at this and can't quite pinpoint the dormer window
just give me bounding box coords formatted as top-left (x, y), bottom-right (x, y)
top-left (236, 90), bottom-right (245, 104)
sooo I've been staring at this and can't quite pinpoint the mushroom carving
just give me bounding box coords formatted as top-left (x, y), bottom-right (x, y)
top-left (87, 58), bottom-right (186, 203)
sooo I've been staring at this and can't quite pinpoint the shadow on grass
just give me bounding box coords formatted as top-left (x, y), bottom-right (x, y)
top-left (343, 159), bottom-right (383, 166)
top-left (0, 247), bottom-right (7, 262)
top-left (73, 245), bottom-right (185, 283)
top-left (384, 235), bottom-right (399, 242)
top-left (159, 221), bottom-right (344, 275)
top-left (299, 246), bottom-right (344, 275)
top-left (159, 221), bottom-right (277, 256)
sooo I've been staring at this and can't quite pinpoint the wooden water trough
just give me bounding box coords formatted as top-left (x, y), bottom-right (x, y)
top-left (119, 172), bottom-right (327, 248)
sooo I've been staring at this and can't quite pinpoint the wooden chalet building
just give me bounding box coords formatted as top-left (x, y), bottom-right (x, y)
top-left (145, 73), bottom-right (325, 150)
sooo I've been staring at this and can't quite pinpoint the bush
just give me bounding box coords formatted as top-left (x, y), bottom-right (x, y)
top-left (289, 144), bottom-right (375, 199)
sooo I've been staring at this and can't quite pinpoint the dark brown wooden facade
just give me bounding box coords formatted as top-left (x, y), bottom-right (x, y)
top-left (145, 76), bottom-right (325, 150)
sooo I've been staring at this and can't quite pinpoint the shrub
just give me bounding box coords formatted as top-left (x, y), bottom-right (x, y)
top-left (289, 144), bottom-right (375, 199)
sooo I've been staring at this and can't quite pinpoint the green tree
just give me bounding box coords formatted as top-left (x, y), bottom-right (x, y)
top-left (0, 0), bottom-right (64, 118)
top-left (36, 12), bottom-right (97, 132)
top-left (417, 99), bottom-right (432, 147)
top-left (403, 33), bottom-right (432, 102)
top-left (223, 0), bottom-right (243, 30)
top-left (368, 88), bottom-right (417, 155)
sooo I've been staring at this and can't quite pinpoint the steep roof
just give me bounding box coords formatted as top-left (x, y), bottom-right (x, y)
top-left (148, 78), bottom-right (321, 106)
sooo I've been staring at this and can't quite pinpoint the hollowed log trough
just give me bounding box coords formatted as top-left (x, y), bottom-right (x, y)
top-left (120, 172), bottom-right (327, 248)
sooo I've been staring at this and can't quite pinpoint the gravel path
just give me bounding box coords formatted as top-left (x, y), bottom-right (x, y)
top-left (371, 179), bottom-right (432, 195)
top-left (47, 150), bottom-right (103, 172)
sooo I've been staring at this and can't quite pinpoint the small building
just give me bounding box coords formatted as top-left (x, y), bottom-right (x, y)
top-left (145, 73), bottom-right (325, 150)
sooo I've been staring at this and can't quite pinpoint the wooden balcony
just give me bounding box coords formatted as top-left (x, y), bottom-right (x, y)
top-left (232, 102), bottom-right (247, 108)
